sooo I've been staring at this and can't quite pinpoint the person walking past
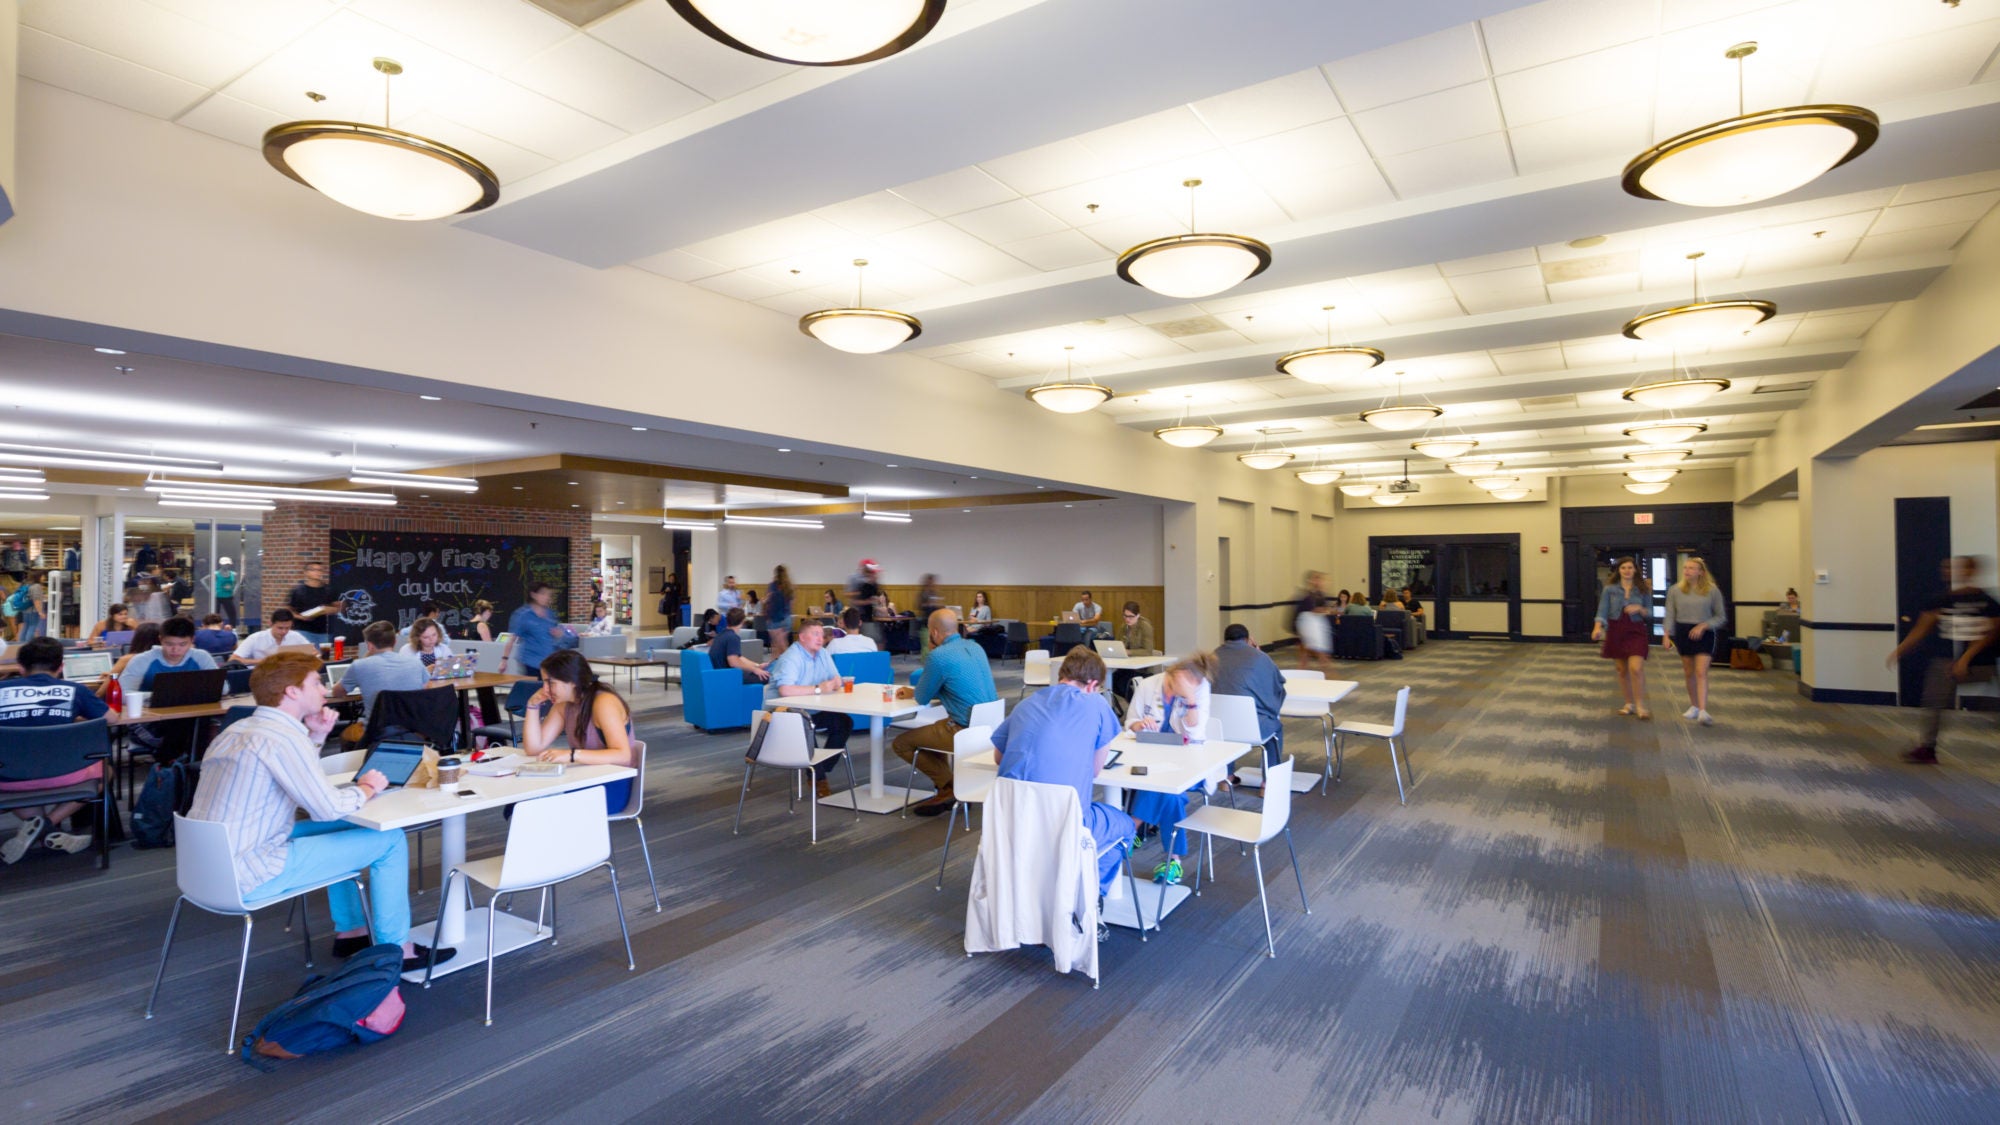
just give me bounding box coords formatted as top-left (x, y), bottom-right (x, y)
top-left (1886, 555), bottom-right (2000, 764)
top-left (1593, 557), bottom-right (1653, 719)
top-left (1664, 558), bottom-right (1728, 725)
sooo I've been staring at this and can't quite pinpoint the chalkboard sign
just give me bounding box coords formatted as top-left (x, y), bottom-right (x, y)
top-left (325, 529), bottom-right (569, 642)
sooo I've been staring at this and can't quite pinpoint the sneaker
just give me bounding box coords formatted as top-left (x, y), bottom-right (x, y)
top-left (1903, 745), bottom-right (1938, 764)
top-left (42, 832), bottom-right (92, 855)
top-left (1683, 706), bottom-right (1701, 720)
top-left (2, 816), bottom-right (47, 865)
top-left (1151, 858), bottom-right (1183, 884)
top-left (1698, 710), bottom-right (1714, 726)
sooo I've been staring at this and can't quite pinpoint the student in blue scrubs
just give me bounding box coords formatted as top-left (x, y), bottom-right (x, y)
top-left (991, 646), bottom-right (1133, 895)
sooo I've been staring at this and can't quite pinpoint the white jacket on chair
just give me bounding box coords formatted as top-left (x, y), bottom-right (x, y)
top-left (964, 777), bottom-right (1098, 984)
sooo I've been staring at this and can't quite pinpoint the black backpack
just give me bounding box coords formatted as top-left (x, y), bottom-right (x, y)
top-left (242, 943), bottom-right (406, 1062)
top-left (131, 760), bottom-right (198, 849)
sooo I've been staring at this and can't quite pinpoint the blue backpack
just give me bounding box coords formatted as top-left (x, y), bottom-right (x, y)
top-left (131, 760), bottom-right (198, 849)
top-left (243, 943), bottom-right (406, 1061)
top-left (3, 584), bottom-right (27, 616)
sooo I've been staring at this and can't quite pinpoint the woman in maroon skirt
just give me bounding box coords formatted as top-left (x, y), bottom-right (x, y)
top-left (1592, 557), bottom-right (1653, 718)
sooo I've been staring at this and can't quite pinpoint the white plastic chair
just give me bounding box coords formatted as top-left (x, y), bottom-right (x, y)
top-left (1333, 686), bottom-right (1414, 804)
top-left (934, 726), bottom-right (999, 889)
top-left (145, 815), bottom-right (371, 1052)
top-left (1278, 669), bottom-right (1337, 793)
top-left (610, 740), bottom-right (660, 913)
top-left (899, 698), bottom-right (1007, 814)
top-left (733, 710), bottom-right (859, 843)
top-left (421, 787), bottom-right (635, 1025)
top-left (1018, 650), bottom-right (1051, 699)
top-left (1173, 757), bottom-right (1309, 957)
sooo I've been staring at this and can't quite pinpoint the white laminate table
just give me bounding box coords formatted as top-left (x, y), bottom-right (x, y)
top-left (1100, 654), bottom-right (1172, 672)
top-left (1263, 678), bottom-right (1360, 792)
top-left (1096, 733), bottom-right (1252, 931)
top-left (778, 689), bottom-right (926, 814)
top-left (340, 761), bottom-right (636, 981)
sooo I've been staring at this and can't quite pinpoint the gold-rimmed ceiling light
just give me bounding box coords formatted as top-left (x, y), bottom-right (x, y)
top-left (1626, 468), bottom-right (1681, 484)
top-left (1624, 419), bottom-right (1709, 445)
top-left (263, 59), bottom-right (500, 221)
top-left (1624, 481), bottom-right (1673, 496)
top-left (1026, 345), bottom-right (1112, 414)
top-left (1117, 179), bottom-right (1272, 299)
top-left (799, 259), bottom-right (922, 354)
top-left (1623, 42), bottom-right (1878, 208)
top-left (1370, 492), bottom-right (1407, 506)
top-left (1471, 476), bottom-right (1519, 492)
top-left (1277, 305), bottom-right (1385, 384)
top-left (1411, 435), bottom-right (1478, 460)
top-left (1447, 457), bottom-right (1503, 477)
top-left (1154, 396), bottom-right (1223, 449)
top-left (1622, 367), bottom-right (1731, 410)
top-left (1490, 487), bottom-right (1531, 501)
top-left (1338, 482), bottom-right (1377, 498)
top-left (1236, 428), bottom-right (1295, 470)
top-left (667, 0), bottom-right (947, 65)
top-left (1295, 459), bottom-right (1344, 486)
top-left (1359, 371), bottom-right (1442, 432)
top-left (1625, 446), bottom-right (1694, 467)
top-left (1622, 252), bottom-right (1774, 347)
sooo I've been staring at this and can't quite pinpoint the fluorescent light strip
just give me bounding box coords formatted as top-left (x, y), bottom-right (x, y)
top-left (862, 512), bottom-right (912, 524)
top-left (350, 468), bottom-right (480, 492)
top-left (660, 520), bottom-right (718, 532)
top-left (147, 480), bottom-right (398, 505)
top-left (723, 515), bottom-right (825, 529)
top-left (0, 451), bottom-right (227, 475)
top-left (0, 489), bottom-right (51, 501)
top-left (0, 442), bottom-right (224, 470)
top-left (0, 471), bottom-right (47, 484)
top-left (158, 499), bottom-right (275, 512)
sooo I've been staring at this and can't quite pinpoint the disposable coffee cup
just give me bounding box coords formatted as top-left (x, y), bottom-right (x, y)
top-left (842, 676), bottom-right (854, 693)
top-left (124, 691), bottom-right (148, 719)
top-left (437, 757), bottom-right (463, 793)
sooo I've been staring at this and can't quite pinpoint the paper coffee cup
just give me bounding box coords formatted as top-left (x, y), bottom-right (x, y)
top-left (124, 692), bottom-right (148, 719)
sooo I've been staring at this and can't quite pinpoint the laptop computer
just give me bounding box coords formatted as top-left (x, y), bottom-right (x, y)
top-left (1095, 640), bottom-right (1128, 659)
top-left (63, 651), bottom-right (114, 681)
top-left (1134, 729), bottom-right (1185, 746)
top-left (147, 667), bottom-right (228, 708)
top-left (355, 739), bottom-right (428, 788)
top-left (324, 662), bottom-right (352, 688)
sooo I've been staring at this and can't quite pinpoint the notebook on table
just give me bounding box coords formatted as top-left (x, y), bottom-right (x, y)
top-left (147, 667), bottom-right (228, 708)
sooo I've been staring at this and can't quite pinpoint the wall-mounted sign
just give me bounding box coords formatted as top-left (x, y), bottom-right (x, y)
top-left (326, 529), bottom-right (569, 642)
top-left (1633, 513), bottom-right (1654, 525)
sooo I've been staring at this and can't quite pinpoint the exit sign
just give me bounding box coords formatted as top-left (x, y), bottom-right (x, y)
top-left (1633, 513), bottom-right (1655, 525)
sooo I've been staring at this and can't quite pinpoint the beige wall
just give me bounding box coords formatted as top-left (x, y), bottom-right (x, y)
top-left (1331, 492), bottom-right (1564, 637)
top-left (1732, 499), bottom-right (1800, 607)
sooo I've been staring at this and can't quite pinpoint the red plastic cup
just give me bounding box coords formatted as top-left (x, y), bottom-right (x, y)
top-left (333, 637), bottom-right (344, 660)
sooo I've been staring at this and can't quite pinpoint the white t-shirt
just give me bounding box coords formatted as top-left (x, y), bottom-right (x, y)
top-left (233, 628), bottom-right (314, 662)
top-left (825, 633), bottom-right (878, 655)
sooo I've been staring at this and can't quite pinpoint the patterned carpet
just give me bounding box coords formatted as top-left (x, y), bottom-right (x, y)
top-left (2, 641), bottom-right (1996, 1123)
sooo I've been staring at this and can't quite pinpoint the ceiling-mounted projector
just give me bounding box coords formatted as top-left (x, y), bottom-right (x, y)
top-left (1388, 478), bottom-right (1421, 494)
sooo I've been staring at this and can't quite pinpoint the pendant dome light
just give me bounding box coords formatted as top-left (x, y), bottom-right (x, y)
top-left (1154, 396), bottom-right (1223, 448)
top-left (263, 59), bottom-right (500, 221)
top-left (1411, 434), bottom-right (1478, 460)
top-left (1625, 446), bottom-right (1694, 467)
top-left (1359, 371), bottom-right (1443, 432)
top-left (1117, 179), bottom-right (1272, 299)
top-left (1338, 481), bottom-right (1377, 498)
top-left (1489, 487), bottom-right (1531, 501)
top-left (1622, 252), bottom-right (1774, 347)
top-left (1447, 457), bottom-right (1503, 477)
top-left (1277, 305), bottom-right (1385, 384)
top-left (1623, 419), bottom-right (1709, 445)
top-left (1623, 42), bottom-right (1878, 208)
top-left (666, 0), bottom-right (947, 66)
top-left (1027, 345), bottom-right (1112, 414)
top-left (1295, 457), bottom-right (1345, 486)
top-left (1624, 481), bottom-right (1673, 496)
top-left (1236, 428), bottom-right (1295, 470)
top-left (1370, 492), bottom-right (1408, 506)
top-left (1471, 476), bottom-right (1520, 492)
top-left (1623, 349), bottom-right (1731, 410)
top-left (799, 259), bottom-right (922, 354)
top-left (1626, 467), bottom-right (1681, 484)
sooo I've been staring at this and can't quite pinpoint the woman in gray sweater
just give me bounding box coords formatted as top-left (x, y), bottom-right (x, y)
top-left (1663, 557), bottom-right (1729, 725)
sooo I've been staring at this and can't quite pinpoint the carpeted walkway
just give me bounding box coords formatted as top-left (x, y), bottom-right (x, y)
top-left (3, 641), bottom-right (1996, 1123)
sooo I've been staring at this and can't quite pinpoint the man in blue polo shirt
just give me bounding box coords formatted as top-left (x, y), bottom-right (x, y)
top-left (764, 621), bottom-right (850, 798)
top-left (991, 646), bottom-right (1132, 895)
top-left (0, 638), bottom-right (111, 862)
top-left (894, 609), bottom-right (997, 817)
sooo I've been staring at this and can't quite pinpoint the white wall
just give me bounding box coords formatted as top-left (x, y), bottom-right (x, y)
top-left (1732, 499), bottom-right (1800, 607)
top-left (719, 501), bottom-right (1164, 588)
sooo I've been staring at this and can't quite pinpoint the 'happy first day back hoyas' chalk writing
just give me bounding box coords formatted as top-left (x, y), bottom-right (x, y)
top-left (353, 547), bottom-right (503, 575)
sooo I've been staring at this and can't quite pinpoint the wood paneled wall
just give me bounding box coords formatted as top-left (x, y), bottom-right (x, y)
top-left (790, 583), bottom-right (1166, 631)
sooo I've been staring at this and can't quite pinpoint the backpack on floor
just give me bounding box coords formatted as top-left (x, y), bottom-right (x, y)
top-left (242, 943), bottom-right (406, 1062)
top-left (130, 759), bottom-right (199, 849)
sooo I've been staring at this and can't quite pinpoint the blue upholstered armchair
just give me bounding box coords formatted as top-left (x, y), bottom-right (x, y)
top-left (832, 650), bottom-right (893, 686)
top-left (680, 648), bottom-right (764, 731)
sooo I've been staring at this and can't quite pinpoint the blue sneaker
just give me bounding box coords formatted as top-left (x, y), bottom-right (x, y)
top-left (1151, 858), bottom-right (1183, 884)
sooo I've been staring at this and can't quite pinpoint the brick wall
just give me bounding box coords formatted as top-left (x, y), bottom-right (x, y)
top-left (261, 500), bottom-right (595, 627)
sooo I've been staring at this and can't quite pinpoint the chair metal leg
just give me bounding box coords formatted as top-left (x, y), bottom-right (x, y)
top-left (1252, 845), bottom-right (1274, 958)
top-left (1284, 827), bottom-right (1308, 913)
top-left (415, 827), bottom-right (426, 891)
top-left (844, 754), bottom-right (861, 818)
top-left (1388, 738), bottom-right (1407, 805)
top-left (284, 897), bottom-right (297, 932)
top-left (482, 898), bottom-right (498, 1026)
top-left (808, 768), bottom-right (818, 844)
top-left (606, 864), bottom-right (635, 971)
top-left (144, 897), bottom-right (186, 1020)
top-left (298, 893), bottom-right (313, 967)
top-left (1124, 841), bottom-right (1147, 941)
top-left (549, 885), bottom-right (558, 944)
top-left (936, 802), bottom-right (960, 891)
top-left (227, 914), bottom-right (254, 1052)
top-left (631, 818), bottom-right (661, 913)
top-left (1320, 715), bottom-right (1334, 793)
top-left (423, 872), bottom-right (458, 988)
top-left (731, 760), bottom-right (755, 835)
top-left (1192, 832), bottom-right (1205, 896)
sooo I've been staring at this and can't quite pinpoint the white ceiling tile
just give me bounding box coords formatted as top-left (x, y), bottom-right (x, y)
top-left (1096, 327), bottom-right (1197, 360)
top-left (999, 230), bottom-right (1108, 272)
top-left (427, 68), bottom-right (628, 163)
top-left (681, 213), bottom-right (851, 269)
top-left (1448, 266), bottom-right (1550, 314)
top-left (395, 111), bottom-right (556, 183)
top-left (1172, 330), bottom-right (1255, 353)
top-left (1653, 11), bottom-right (1820, 139)
top-left (1743, 236), bottom-right (1858, 276)
top-left (1228, 314), bottom-right (1311, 345)
top-left (1128, 304), bottom-right (1211, 326)
top-left (1439, 248), bottom-right (1541, 276)
top-left (1661, 0), bottom-right (1794, 32)
top-left (945, 198), bottom-right (1070, 244)
top-left (346, 0), bottom-right (573, 72)
top-left (507, 33), bottom-right (707, 133)
top-left (21, 0), bottom-right (269, 88)
top-left (218, 10), bottom-right (468, 122)
top-left (1869, 191), bottom-right (2000, 236)
top-left (1562, 336), bottom-right (1644, 366)
top-left (753, 291), bottom-right (835, 318)
top-left (1075, 107), bottom-right (1220, 174)
top-left (877, 221), bottom-right (1039, 285)
top-left (1325, 24), bottom-right (1488, 113)
top-left (980, 137), bottom-right (1117, 196)
top-left (629, 248), bottom-right (730, 283)
top-left (586, 0), bottom-right (793, 101)
top-left (1378, 132), bottom-right (1516, 198)
top-left (1375, 296), bottom-right (1469, 325)
top-left (1480, 0), bottom-right (1660, 75)
top-left (1352, 82), bottom-right (1506, 158)
top-left (1257, 160), bottom-right (1398, 221)
top-left (1030, 174), bottom-right (1183, 235)
top-left (1544, 273), bottom-right (1642, 302)
top-left (1496, 41), bottom-right (1657, 128)
top-left (18, 28), bottom-right (209, 119)
top-left (174, 93), bottom-right (287, 149)
top-left (1078, 214), bottom-right (1180, 253)
top-left (1851, 222), bottom-right (1974, 260)
top-left (1812, 18), bottom-right (2000, 106)
top-left (1490, 344), bottom-right (1567, 375)
top-left (1190, 67), bottom-right (1345, 145)
top-left (1893, 171), bottom-right (2000, 206)
top-left (692, 271), bottom-right (793, 302)
top-left (144, 0), bottom-right (340, 52)
top-left (890, 167), bottom-right (1019, 217)
top-left (1507, 98), bottom-right (1654, 175)
top-left (811, 191), bottom-right (935, 237)
top-left (1787, 308), bottom-right (1886, 343)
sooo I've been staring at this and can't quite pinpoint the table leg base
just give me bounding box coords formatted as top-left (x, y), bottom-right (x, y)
top-left (1103, 882), bottom-right (1190, 931)
top-left (405, 908), bottom-right (552, 982)
top-left (820, 785), bottom-right (935, 815)
top-left (1234, 767), bottom-right (1320, 794)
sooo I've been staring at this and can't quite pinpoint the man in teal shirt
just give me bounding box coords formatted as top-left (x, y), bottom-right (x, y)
top-left (894, 609), bottom-right (998, 816)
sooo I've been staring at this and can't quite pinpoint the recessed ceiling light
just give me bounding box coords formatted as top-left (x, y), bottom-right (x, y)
top-left (419, 395), bottom-right (442, 401)
top-left (570, 503), bottom-right (580, 507)
top-left (1036, 485), bottom-right (1044, 489)
top-left (885, 464), bottom-right (897, 468)
top-left (512, 485), bottom-right (524, 490)
top-left (94, 347), bottom-right (126, 355)
top-left (969, 475), bottom-right (978, 479)
top-left (419, 494), bottom-right (430, 498)
top-left (777, 448), bottom-right (791, 453)
top-left (567, 481), bottom-right (579, 485)
top-left (963, 509), bottom-right (971, 513)
top-left (1064, 504), bottom-right (1074, 508)
top-left (632, 426), bottom-right (647, 432)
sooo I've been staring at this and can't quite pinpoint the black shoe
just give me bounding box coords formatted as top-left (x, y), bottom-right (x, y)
top-left (330, 935), bottom-right (370, 959)
top-left (403, 944), bottom-right (455, 972)
top-left (1903, 745), bottom-right (1938, 764)
top-left (912, 791), bottom-right (954, 817)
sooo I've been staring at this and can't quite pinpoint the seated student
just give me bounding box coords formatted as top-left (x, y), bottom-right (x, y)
top-left (1124, 652), bottom-right (1216, 882)
top-left (825, 607), bottom-right (879, 654)
top-left (1119, 601), bottom-right (1156, 654)
top-left (1071, 590), bottom-right (1110, 640)
top-left (524, 650), bottom-right (634, 814)
top-left (0, 638), bottom-right (112, 862)
top-left (193, 614), bottom-right (238, 658)
top-left (396, 602), bottom-right (442, 648)
top-left (762, 621), bottom-right (851, 799)
top-left (102, 622), bottom-right (161, 698)
top-left (692, 608), bottom-right (721, 646)
top-left (335, 620), bottom-right (427, 726)
top-left (990, 646), bottom-right (1135, 899)
top-left (1213, 623), bottom-right (1288, 766)
top-left (231, 609), bottom-right (316, 665)
top-left (399, 616), bottom-right (455, 669)
top-left (84, 603), bottom-right (136, 646)
top-left (819, 589), bottom-right (844, 618)
top-left (186, 650), bottom-right (450, 970)
top-left (895, 610), bottom-right (999, 817)
top-left (584, 600), bottom-right (616, 637)
top-left (1344, 596), bottom-right (1376, 618)
top-left (1400, 587), bottom-right (1425, 619)
top-left (118, 616), bottom-right (216, 695)
top-left (708, 608), bottom-right (768, 684)
top-left (1378, 591), bottom-right (1405, 611)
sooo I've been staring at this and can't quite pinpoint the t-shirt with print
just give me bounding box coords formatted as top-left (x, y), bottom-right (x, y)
top-left (0, 673), bottom-right (112, 727)
top-left (1925, 587), bottom-right (2000, 666)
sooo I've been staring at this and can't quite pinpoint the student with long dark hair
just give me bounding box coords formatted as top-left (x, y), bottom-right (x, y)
top-left (1593, 557), bottom-right (1653, 719)
top-left (525, 649), bottom-right (635, 813)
